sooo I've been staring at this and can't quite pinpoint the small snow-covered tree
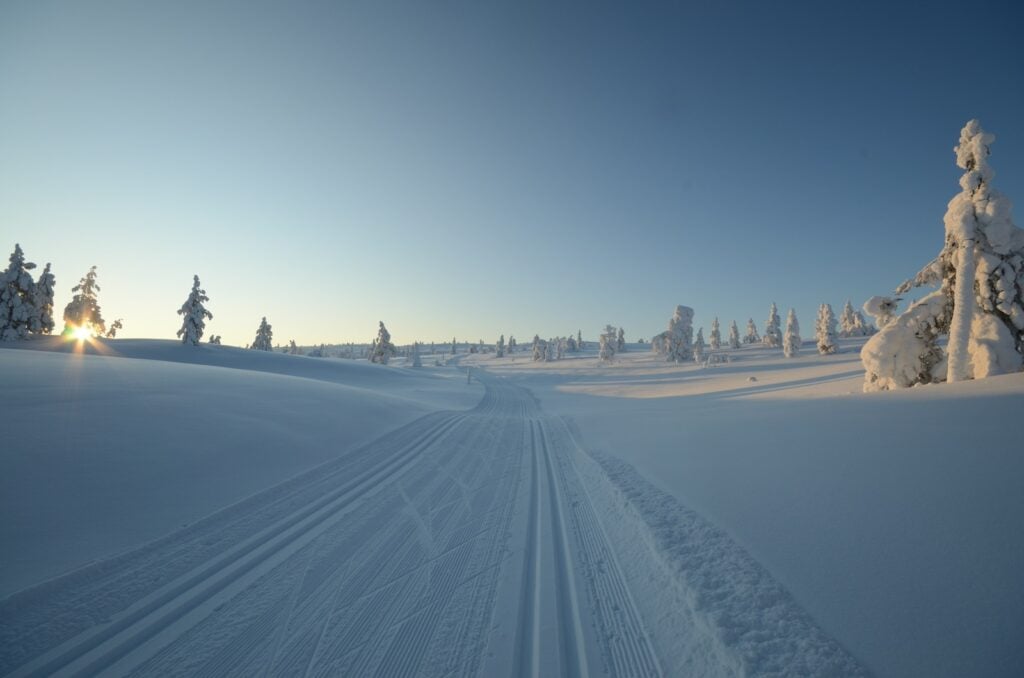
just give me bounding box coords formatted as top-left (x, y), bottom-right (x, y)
top-left (63, 266), bottom-right (105, 337)
top-left (728, 320), bottom-right (741, 349)
top-left (863, 296), bottom-right (898, 329)
top-left (598, 332), bottom-right (614, 362)
top-left (816, 304), bottom-right (838, 355)
top-left (251, 317), bottom-right (273, 351)
top-left (743, 318), bottom-right (760, 344)
top-left (30, 262), bottom-right (56, 335)
top-left (853, 310), bottom-right (874, 336)
top-left (371, 321), bottom-right (395, 363)
top-left (509, 335), bottom-right (517, 353)
top-left (709, 317), bottom-right (721, 350)
top-left (783, 308), bottom-right (801, 357)
top-left (763, 303), bottom-right (782, 348)
top-left (411, 341), bottom-right (422, 367)
top-left (532, 334), bottom-right (543, 361)
top-left (693, 327), bottom-right (705, 363)
top-left (496, 334), bottom-right (505, 358)
top-left (288, 339), bottom-right (302, 355)
top-left (105, 319), bottom-right (123, 339)
top-left (208, 334), bottom-right (221, 345)
top-left (616, 327), bottom-right (626, 352)
top-left (176, 275), bottom-right (212, 345)
top-left (666, 305), bottom-right (694, 362)
top-left (566, 334), bottom-right (577, 352)
top-left (1, 244), bottom-right (38, 340)
top-left (839, 301), bottom-right (859, 337)
top-left (451, 337), bottom-right (457, 355)
top-left (556, 337), bottom-right (565, 359)
top-left (577, 330), bottom-right (583, 351)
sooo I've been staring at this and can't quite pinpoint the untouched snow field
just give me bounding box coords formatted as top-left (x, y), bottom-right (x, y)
top-left (1, 336), bottom-right (1021, 677)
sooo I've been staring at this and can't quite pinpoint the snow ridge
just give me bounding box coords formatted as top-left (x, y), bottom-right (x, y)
top-left (570, 437), bottom-right (870, 677)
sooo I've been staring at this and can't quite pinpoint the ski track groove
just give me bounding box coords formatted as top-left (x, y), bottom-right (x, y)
top-left (3, 372), bottom-right (675, 678)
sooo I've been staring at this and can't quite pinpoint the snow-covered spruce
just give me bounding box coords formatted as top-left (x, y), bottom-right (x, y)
top-left (508, 335), bottom-right (517, 353)
top-left (251, 317), bottom-right (274, 351)
top-left (495, 334), bottom-right (505, 358)
top-left (863, 120), bottom-right (1024, 390)
top-left (709, 317), bottom-right (721, 350)
top-left (744, 318), bottom-right (760, 344)
top-left (106, 319), bottom-right (123, 338)
top-left (666, 305), bottom-right (694, 363)
top-left (31, 262), bottom-right (56, 335)
top-left (763, 302), bottom-right (782, 348)
top-left (176, 275), bottom-right (212, 346)
top-left (839, 300), bottom-right (873, 337)
top-left (566, 334), bottom-right (577, 352)
top-left (599, 332), bottom-right (614, 362)
top-left (577, 329), bottom-right (583, 351)
top-left (63, 266), bottom-right (105, 337)
top-left (728, 320), bottom-right (741, 349)
top-left (411, 341), bottom-right (422, 368)
top-left (693, 327), bottom-right (705, 363)
top-left (783, 308), bottom-right (801, 357)
top-left (531, 334), bottom-right (545, 362)
top-left (816, 303), bottom-right (838, 355)
top-left (370, 321), bottom-right (395, 364)
top-left (863, 296), bottom-right (898, 330)
top-left (0, 244), bottom-right (38, 340)
top-left (616, 327), bottom-right (626, 353)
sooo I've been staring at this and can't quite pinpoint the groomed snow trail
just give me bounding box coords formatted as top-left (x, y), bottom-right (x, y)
top-left (1, 370), bottom-right (866, 677)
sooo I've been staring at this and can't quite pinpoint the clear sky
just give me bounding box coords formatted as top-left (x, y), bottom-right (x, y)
top-left (2, 1), bottom-right (1022, 347)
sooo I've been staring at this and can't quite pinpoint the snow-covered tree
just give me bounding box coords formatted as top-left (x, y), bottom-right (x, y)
top-left (176, 275), bottom-right (212, 345)
top-left (451, 337), bottom-right (457, 355)
top-left (105, 319), bottom-right (123, 339)
top-left (556, 337), bottom-right (565, 359)
top-left (577, 330), bottom-right (583, 351)
top-left (616, 327), bottom-right (626, 353)
top-left (693, 327), bottom-right (705, 363)
top-left (839, 301), bottom-right (859, 337)
top-left (208, 334), bottom-right (221, 345)
top-left (26, 261), bottom-right (56, 336)
top-left (863, 296), bottom-right (898, 329)
top-left (864, 120), bottom-right (1024, 389)
top-left (709, 317), bottom-right (721, 350)
top-left (1, 244), bottom-right (38, 340)
top-left (371, 321), bottom-right (396, 364)
top-left (853, 310), bottom-right (874, 336)
top-left (509, 335), bottom-right (517, 353)
top-left (763, 302), bottom-right (782, 348)
top-left (743, 318), bottom-right (760, 344)
top-left (411, 341), bottom-right (422, 368)
top-left (63, 266), bottom-right (105, 337)
top-left (783, 309), bottom-right (801, 357)
top-left (666, 305), bottom-right (694, 362)
top-left (532, 334), bottom-right (544, 361)
top-left (816, 303), bottom-right (838, 355)
top-left (288, 339), bottom-right (302, 355)
top-left (251, 317), bottom-right (273, 351)
top-left (566, 334), bottom-right (577, 352)
top-left (728, 320), bottom-right (741, 349)
top-left (496, 334), bottom-right (505, 358)
top-left (598, 332), bottom-right (614, 362)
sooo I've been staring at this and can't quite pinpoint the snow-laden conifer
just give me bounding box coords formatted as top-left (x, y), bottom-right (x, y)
top-left (783, 309), bottom-right (801, 357)
top-left (1, 244), bottom-right (38, 340)
top-left (709, 317), bottom-right (721, 350)
top-left (509, 335), bottom-right (517, 353)
top-left (577, 330), bottom-right (583, 351)
top-left (839, 301), bottom-right (860, 337)
top-left (863, 121), bottom-right (1024, 389)
top-left (728, 320), bottom-right (741, 349)
top-left (598, 332), bottom-right (614, 362)
top-left (411, 342), bottom-right (422, 367)
top-left (616, 327), bottom-right (626, 353)
top-left (371, 321), bottom-right (395, 364)
top-left (496, 334), bottom-right (505, 358)
top-left (743, 318), bottom-right (760, 344)
top-left (763, 303), bottom-right (782, 348)
top-left (666, 305), bottom-right (694, 363)
top-left (863, 296), bottom-right (898, 329)
top-left (816, 304), bottom-right (838, 354)
top-left (532, 334), bottom-right (543, 361)
top-left (693, 327), bottom-right (705, 363)
top-left (30, 262), bottom-right (56, 335)
top-left (566, 334), bottom-right (577, 352)
top-left (106, 319), bottom-right (123, 339)
top-left (176, 275), bottom-right (212, 345)
top-left (63, 266), bottom-right (105, 337)
top-left (251, 317), bottom-right (274, 351)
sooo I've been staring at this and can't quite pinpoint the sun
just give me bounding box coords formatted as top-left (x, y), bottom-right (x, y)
top-left (72, 325), bottom-right (93, 341)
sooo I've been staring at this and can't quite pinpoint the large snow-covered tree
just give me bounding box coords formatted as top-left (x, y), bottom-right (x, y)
top-left (728, 320), bottom-right (741, 349)
top-left (709, 317), bottom-right (721, 350)
top-left (251, 317), bottom-right (274, 351)
top-left (863, 120), bottom-right (1024, 390)
top-left (816, 303), bottom-right (838, 355)
top-left (63, 266), bottom-right (105, 337)
top-left (666, 305), bottom-right (694, 363)
top-left (783, 309), bottom-right (801, 357)
top-left (176, 275), bottom-right (212, 345)
top-left (371, 321), bottom-right (396, 364)
top-left (1, 244), bottom-right (38, 340)
top-left (743, 318), bottom-right (760, 344)
top-left (763, 303), bottom-right (782, 348)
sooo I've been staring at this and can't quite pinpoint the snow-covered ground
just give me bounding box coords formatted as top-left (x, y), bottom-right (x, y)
top-left (1, 336), bottom-right (1021, 677)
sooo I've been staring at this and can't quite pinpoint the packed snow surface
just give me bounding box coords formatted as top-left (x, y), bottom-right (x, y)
top-left (2, 336), bottom-right (1021, 677)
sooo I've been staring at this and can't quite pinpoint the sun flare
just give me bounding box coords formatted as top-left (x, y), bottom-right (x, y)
top-left (72, 325), bottom-right (93, 341)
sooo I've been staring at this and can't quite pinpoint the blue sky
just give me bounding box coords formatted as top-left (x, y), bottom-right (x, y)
top-left (2, 1), bottom-right (1022, 346)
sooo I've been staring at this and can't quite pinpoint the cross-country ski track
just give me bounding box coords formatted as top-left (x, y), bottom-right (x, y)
top-left (0, 368), bottom-right (867, 677)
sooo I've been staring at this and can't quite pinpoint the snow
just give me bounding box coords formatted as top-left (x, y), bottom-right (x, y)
top-left (2, 334), bottom-right (1022, 677)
